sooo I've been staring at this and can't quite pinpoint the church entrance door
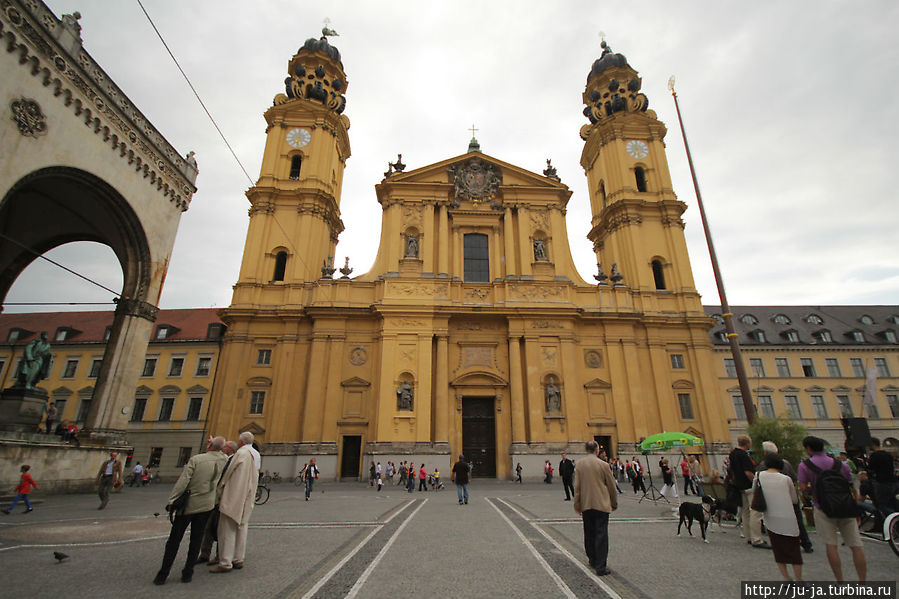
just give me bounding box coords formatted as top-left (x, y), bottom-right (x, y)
top-left (462, 397), bottom-right (496, 477)
top-left (340, 435), bottom-right (362, 479)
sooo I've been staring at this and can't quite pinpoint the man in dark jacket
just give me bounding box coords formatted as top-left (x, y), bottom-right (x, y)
top-left (559, 453), bottom-right (575, 501)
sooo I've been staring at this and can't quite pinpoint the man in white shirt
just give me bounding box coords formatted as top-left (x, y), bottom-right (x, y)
top-left (130, 462), bottom-right (145, 487)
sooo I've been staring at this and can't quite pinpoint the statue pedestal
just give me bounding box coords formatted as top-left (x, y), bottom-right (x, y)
top-left (0, 387), bottom-right (48, 433)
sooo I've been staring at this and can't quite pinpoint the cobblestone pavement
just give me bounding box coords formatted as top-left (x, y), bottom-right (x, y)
top-left (0, 480), bottom-right (896, 598)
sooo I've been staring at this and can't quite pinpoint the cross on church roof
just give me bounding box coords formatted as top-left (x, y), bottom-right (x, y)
top-left (469, 124), bottom-right (479, 137)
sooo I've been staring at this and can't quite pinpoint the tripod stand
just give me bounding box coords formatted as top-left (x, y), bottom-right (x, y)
top-left (638, 452), bottom-right (668, 503)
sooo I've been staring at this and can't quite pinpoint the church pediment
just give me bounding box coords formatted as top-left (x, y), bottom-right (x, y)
top-left (187, 384), bottom-right (209, 394)
top-left (341, 376), bottom-right (371, 387)
top-left (672, 379), bottom-right (694, 390)
top-left (382, 152), bottom-right (568, 191)
top-left (450, 370), bottom-right (508, 388)
top-left (240, 421), bottom-right (266, 435)
top-left (246, 376), bottom-right (272, 387)
top-left (159, 384), bottom-right (181, 395)
top-left (135, 385), bottom-right (154, 397)
top-left (583, 378), bottom-right (612, 389)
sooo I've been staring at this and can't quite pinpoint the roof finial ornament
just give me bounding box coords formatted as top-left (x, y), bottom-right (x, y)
top-left (322, 18), bottom-right (339, 38)
top-left (598, 31), bottom-right (613, 58)
top-left (467, 124), bottom-right (481, 153)
top-left (339, 256), bottom-right (353, 279)
top-left (543, 158), bottom-right (559, 181)
top-left (390, 154), bottom-right (406, 173)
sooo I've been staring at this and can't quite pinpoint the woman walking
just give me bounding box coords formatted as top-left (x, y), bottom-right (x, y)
top-left (515, 463), bottom-right (523, 484)
top-left (757, 454), bottom-right (803, 581)
top-left (659, 458), bottom-right (679, 500)
top-left (2, 465), bottom-right (36, 514)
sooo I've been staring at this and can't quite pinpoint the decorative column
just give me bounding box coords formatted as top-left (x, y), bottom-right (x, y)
top-left (320, 334), bottom-right (346, 442)
top-left (516, 206), bottom-right (533, 278)
top-left (508, 334), bottom-right (526, 444)
top-left (438, 203), bottom-right (449, 277)
top-left (503, 206), bottom-right (516, 278)
top-left (301, 333), bottom-right (330, 440)
top-left (434, 334), bottom-right (449, 442)
top-left (416, 333), bottom-right (433, 442)
top-left (423, 202), bottom-right (436, 273)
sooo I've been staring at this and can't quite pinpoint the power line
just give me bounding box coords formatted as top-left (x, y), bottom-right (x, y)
top-left (136, 0), bottom-right (319, 279)
top-left (0, 233), bottom-right (120, 297)
top-left (135, 0), bottom-right (254, 187)
top-left (3, 302), bottom-right (116, 306)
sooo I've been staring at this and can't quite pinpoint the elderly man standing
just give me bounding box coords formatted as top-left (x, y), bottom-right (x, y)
top-left (153, 436), bottom-right (228, 585)
top-left (211, 432), bottom-right (258, 573)
top-left (574, 440), bottom-right (618, 576)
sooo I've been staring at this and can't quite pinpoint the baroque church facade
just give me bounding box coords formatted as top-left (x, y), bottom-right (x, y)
top-left (206, 37), bottom-right (731, 478)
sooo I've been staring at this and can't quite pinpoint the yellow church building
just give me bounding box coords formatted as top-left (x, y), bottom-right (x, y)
top-left (205, 36), bottom-right (732, 479)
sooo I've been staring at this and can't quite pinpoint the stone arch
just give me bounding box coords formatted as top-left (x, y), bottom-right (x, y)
top-left (0, 166), bottom-right (151, 304)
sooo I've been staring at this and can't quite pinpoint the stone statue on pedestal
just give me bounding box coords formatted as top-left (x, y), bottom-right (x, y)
top-left (545, 376), bottom-right (562, 412)
top-left (14, 332), bottom-right (52, 390)
top-left (396, 379), bottom-right (414, 411)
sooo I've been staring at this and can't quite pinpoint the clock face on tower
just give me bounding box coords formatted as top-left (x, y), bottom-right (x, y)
top-left (286, 127), bottom-right (311, 148)
top-left (625, 140), bottom-right (649, 159)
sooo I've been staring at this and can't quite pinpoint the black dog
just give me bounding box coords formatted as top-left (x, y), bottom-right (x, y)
top-left (676, 496), bottom-right (719, 543)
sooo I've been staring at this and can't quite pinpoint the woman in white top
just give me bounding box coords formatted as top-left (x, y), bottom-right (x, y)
top-left (757, 454), bottom-right (803, 581)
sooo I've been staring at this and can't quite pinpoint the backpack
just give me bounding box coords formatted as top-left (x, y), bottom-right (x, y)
top-left (802, 458), bottom-right (858, 518)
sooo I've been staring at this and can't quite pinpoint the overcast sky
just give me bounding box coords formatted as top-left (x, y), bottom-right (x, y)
top-left (5, 1), bottom-right (899, 313)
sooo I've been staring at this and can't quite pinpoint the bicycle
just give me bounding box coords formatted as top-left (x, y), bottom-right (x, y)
top-left (294, 471), bottom-right (304, 486)
top-left (255, 484), bottom-right (270, 505)
top-left (261, 470), bottom-right (273, 485)
top-left (858, 501), bottom-right (899, 557)
top-left (271, 471), bottom-right (282, 484)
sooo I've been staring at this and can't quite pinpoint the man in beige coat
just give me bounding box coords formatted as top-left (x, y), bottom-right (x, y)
top-left (153, 436), bottom-right (228, 585)
top-left (211, 431), bottom-right (258, 573)
top-left (574, 440), bottom-right (618, 576)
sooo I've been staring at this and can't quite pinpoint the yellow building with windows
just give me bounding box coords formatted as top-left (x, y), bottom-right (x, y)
top-left (204, 38), bottom-right (732, 479)
top-left (0, 309), bottom-right (224, 477)
top-left (707, 306), bottom-right (899, 452)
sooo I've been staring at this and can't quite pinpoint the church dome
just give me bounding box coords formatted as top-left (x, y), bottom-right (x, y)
top-left (302, 37), bottom-right (342, 63)
top-left (586, 42), bottom-right (628, 83)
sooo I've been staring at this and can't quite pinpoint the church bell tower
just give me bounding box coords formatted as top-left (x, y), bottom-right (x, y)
top-left (231, 35), bottom-right (351, 306)
top-left (580, 42), bottom-right (697, 300)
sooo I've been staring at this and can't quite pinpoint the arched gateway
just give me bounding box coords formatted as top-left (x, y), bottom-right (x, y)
top-left (0, 1), bottom-right (197, 445)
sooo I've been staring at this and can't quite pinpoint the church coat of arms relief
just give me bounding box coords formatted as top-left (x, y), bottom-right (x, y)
top-left (447, 157), bottom-right (502, 206)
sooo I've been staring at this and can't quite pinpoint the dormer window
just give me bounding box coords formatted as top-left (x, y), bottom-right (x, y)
top-left (859, 315), bottom-right (875, 325)
top-left (806, 314), bottom-right (824, 325)
top-left (751, 329), bottom-right (767, 343)
top-left (772, 314), bottom-right (791, 325)
top-left (206, 323), bottom-right (225, 339)
top-left (817, 330), bottom-right (833, 343)
top-left (883, 330), bottom-right (897, 343)
top-left (783, 330), bottom-right (800, 343)
top-left (888, 315), bottom-right (899, 325)
top-left (712, 314), bottom-right (725, 325)
top-left (7, 329), bottom-right (21, 343)
top-left (740, 314), bottom-right (759, 325)
top-left (54, 327), bottom-right (80, 342)
top-left (155, 325), bottom-right (179, 340)
top-left (716, 331), bottom-right (728, 343)
top-left (850, 330), bottom-right (865, 343)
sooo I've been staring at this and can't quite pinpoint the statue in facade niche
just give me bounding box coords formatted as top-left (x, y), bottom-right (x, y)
top-left (396, 379), bottom-right (414, 410)
top-left (14, 332), bottom-right (52, 390)
top-left (405, 234), bottom-right (419, 258)
top-left (545, 376), bottom-right (562, 412)
top-left (533, 239), bottom-right (547, 261)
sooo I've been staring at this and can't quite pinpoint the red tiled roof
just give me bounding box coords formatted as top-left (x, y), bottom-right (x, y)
top-left (0, 308), bottom-right (223, 344)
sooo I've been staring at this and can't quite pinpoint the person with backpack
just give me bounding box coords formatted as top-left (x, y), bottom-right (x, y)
top-left (797, 436), bottom-right (866, 582)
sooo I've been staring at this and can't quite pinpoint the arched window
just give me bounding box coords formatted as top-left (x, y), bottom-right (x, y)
top-left (599, 181), bottom-right (607, 209)
top-left (273, 251), bottom-right (287, 281)
top-left (634, 167), bottom-right (647, 192)
top-left (651, 259), bottom-right (666, 290)
top-left (289, 155), bottom-right (302, 180)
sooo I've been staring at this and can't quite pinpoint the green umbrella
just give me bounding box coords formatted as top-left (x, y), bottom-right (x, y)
top-left (638, 431), bottom-right (705, 452)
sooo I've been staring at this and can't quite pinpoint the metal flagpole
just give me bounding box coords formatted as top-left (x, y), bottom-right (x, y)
top-left (668, 76), bottom-right (756, 425)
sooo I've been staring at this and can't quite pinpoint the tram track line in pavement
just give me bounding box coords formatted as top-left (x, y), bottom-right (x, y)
top-left (271, 497), bottom-right (425, 599)
top-left (490, 497), bottom-right (654, 599)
